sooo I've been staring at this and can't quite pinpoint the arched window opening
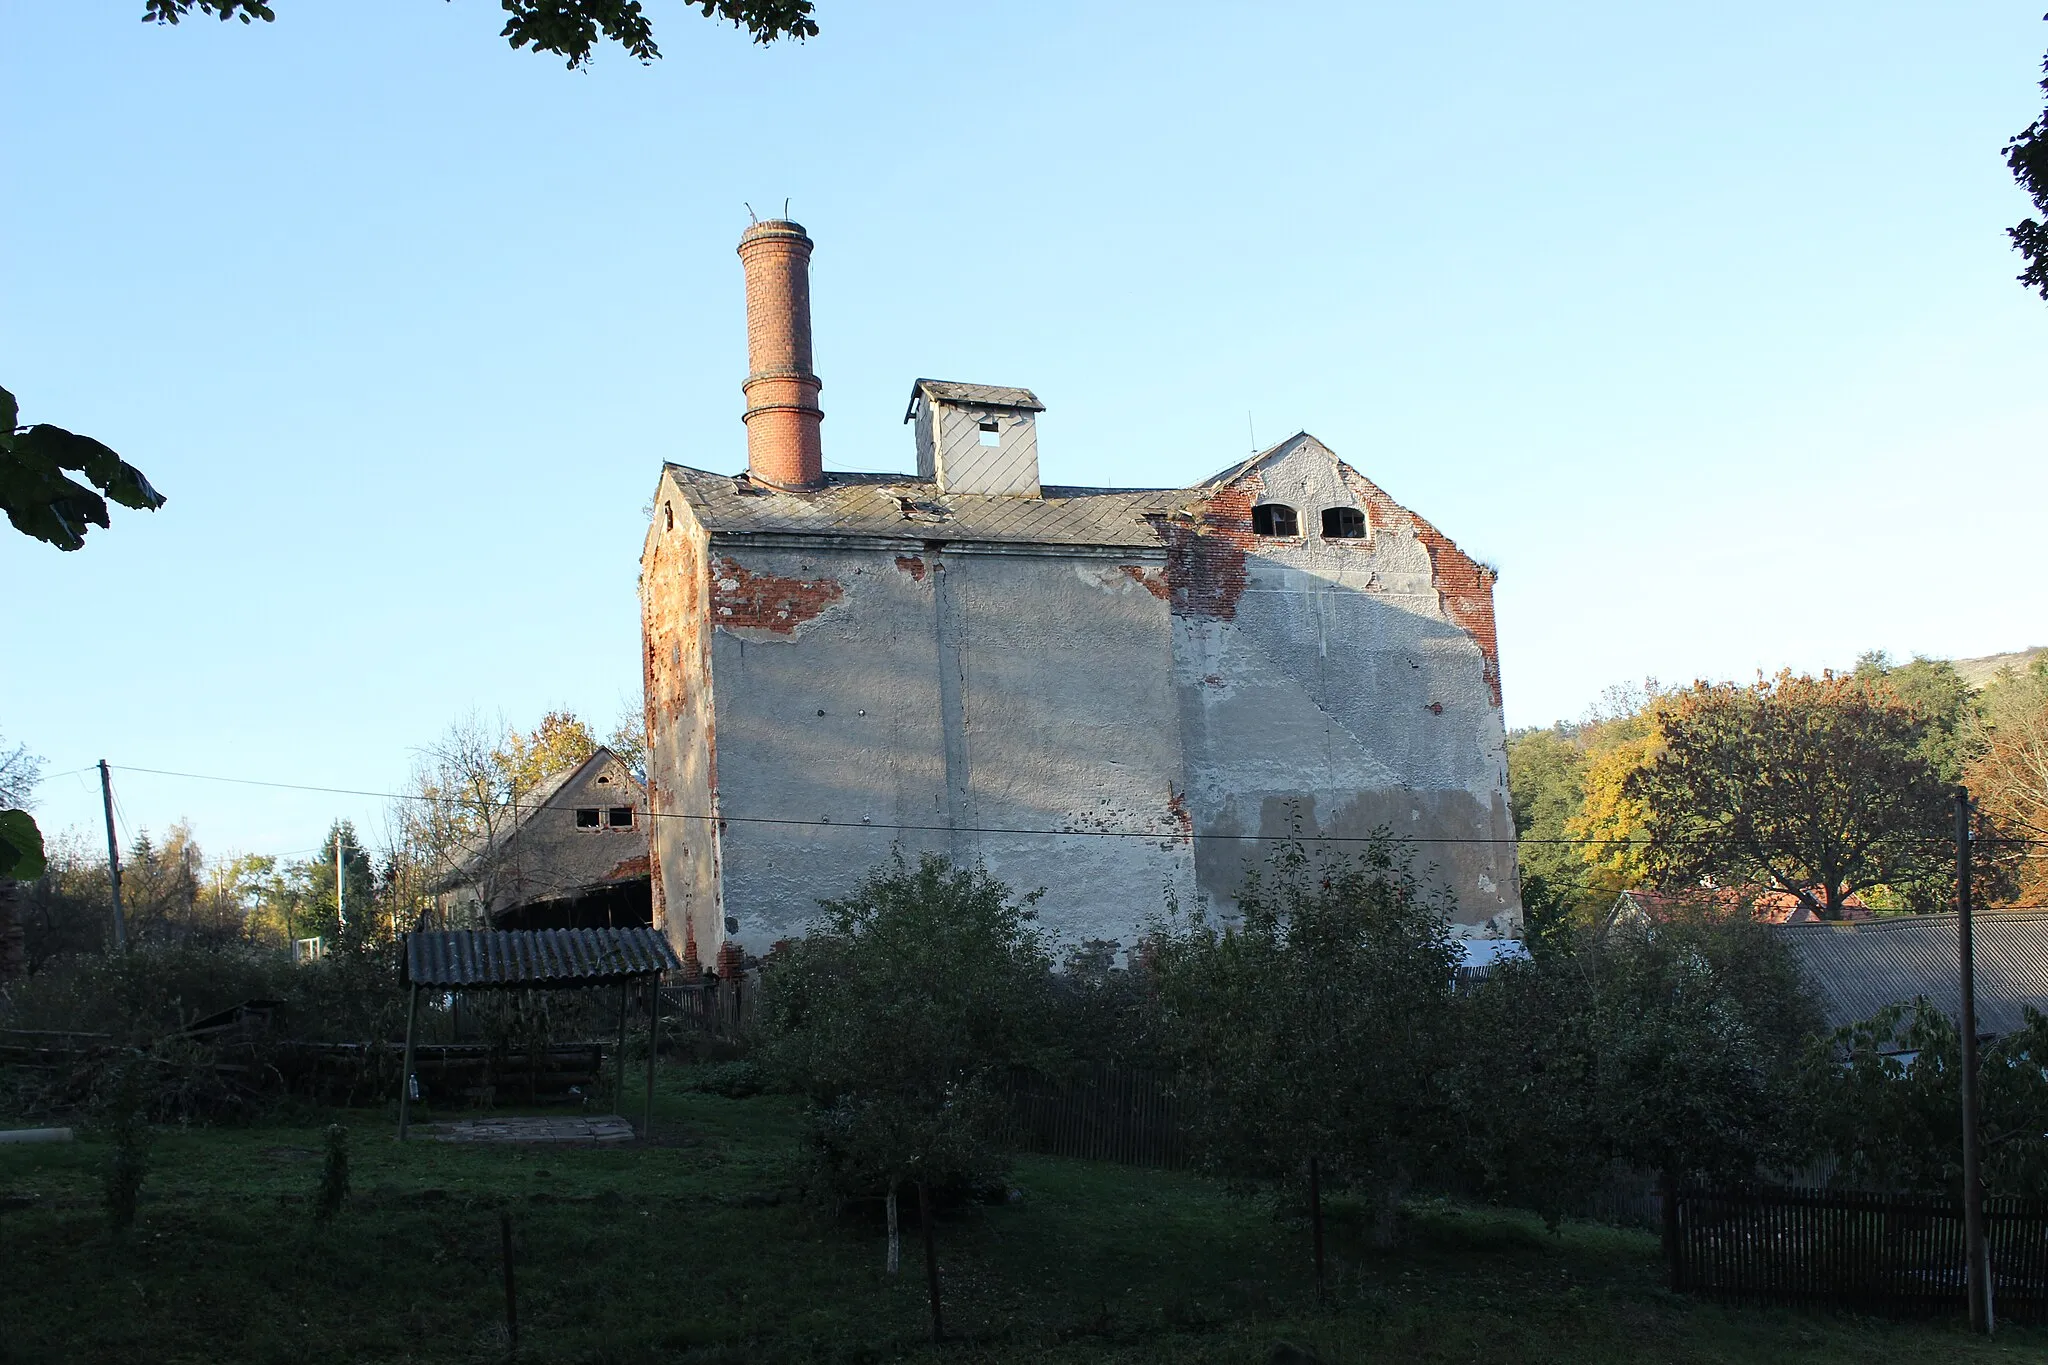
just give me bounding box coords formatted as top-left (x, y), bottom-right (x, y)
top-left (1321, 506), bottom-right (1365, 539)
top-left (1251, 503), bottom-right (1299, 537)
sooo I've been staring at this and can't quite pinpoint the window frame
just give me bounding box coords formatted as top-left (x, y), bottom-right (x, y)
top-left (1320, 506), bottom-right (1366, 539)
top-left (574, 807), bottom-right (601, 829)
top-left (1251, 502), bottom-right (1301, 538)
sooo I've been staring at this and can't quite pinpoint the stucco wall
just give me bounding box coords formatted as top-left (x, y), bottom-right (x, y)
top-left (698, 538), bottom-right (1192, 956)
top-left (1169, 436), bottom-right (1518, 934)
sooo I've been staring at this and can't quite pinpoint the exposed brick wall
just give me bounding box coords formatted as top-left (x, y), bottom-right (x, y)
top-left (606, 854), bottom-right (652, 881)
top-left (1119, 564), bottom-right (1169, 600)
top-left (711, 555), bottom-right (845, 635)
top-left (894, 554), bottom-right (927, 582)
top-left (737, 220), bottom-right (824, 489)
top-left (1340, 467), bottom-right (1503, 707)
top-left (1165, 479), bottom-right (1257, 620)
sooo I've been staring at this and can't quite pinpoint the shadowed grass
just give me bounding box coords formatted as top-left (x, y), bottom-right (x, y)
top-left (0, 1067), bottom-right (2040, 1363)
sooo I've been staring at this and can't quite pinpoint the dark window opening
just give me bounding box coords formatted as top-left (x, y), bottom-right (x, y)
top-left (1251, 503), bottom-right (1299, 537)
top-left (574, 808), bottom-right (600, 828)
top-left (1321, 506), bottom-right (1366, 538)
top-left (977, 417), bottom-right (1001, 447)
top-left (608, 807), bottom-right (636, 828)
top-left (663, 500), bottom-right (673, 531)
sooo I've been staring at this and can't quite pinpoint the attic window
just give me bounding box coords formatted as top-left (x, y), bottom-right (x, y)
top-left (575, 808), bottom-right (601, 828)
top-left (663, 501), bottom-right (673, 531)
top-left (607, 807), bottom-right (635, 828)
top-left (1321, 506), bottom-right (1366, 538)
top-left (977, 418), bottom-right (1001, 447)
top-left (1251, 503), bottom-right (1299, 537)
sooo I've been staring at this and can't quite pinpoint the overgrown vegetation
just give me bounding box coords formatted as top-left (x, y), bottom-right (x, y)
top-left (1803, 1001), bottom-right (2048, 1197)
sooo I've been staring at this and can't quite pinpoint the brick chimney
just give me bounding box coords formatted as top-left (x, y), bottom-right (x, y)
top-left (737, 219), bottom-right (824, 490)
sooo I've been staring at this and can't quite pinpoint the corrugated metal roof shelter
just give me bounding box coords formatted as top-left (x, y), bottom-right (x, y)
top-left (396, 928), bottom-right (681, 1141)
top-left (1775, 911), bottom-right (2048, 1039)
top-left (404, 928), bottom-right (679, 988)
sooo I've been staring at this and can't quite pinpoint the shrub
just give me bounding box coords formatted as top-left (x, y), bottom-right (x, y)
top-left (689, 1060), bottom-right (766, 1099)
top-left (314, 1123), bottom-right (350, 1221)
top-left (101, 1059), bottom-right (150, 1232)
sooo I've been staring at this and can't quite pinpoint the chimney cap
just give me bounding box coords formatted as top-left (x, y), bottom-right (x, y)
top-left (739, 218), bottom-right (811, 250)
top-left (904, 378), bottom-right (1045, 423)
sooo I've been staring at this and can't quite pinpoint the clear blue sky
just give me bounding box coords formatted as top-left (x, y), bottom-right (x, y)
top-left (5, 2), bottom-right (2045, 860)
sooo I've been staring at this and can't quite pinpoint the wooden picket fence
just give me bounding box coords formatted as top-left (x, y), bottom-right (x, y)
top-left (658, 976), bottom-right (756, 1039)
top-left (1002, 1064), bottom-right (1189, 1170)
top-left (1673, 1186), bottom-right (2048, 1322)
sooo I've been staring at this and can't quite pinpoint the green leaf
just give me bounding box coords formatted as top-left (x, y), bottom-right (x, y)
top-left (0, 808), bottom-right (46, 881)
top-left (0, 447), bottom-right (110, 551)
top-left (14, 425), bottom-right (166, 511)
top-left (0, 385), bottom-right (18, 435)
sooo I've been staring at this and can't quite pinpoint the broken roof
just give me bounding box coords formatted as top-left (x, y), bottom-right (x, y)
top-left (663, 466), bottom-right (1186, 548)
top-left (904, 379), bottom-right (1045, 421)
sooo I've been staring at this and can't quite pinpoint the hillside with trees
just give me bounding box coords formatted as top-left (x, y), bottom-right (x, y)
top-left (1509, 650), bottom-right (2048, 927)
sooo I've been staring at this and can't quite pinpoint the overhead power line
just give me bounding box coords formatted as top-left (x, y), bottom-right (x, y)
top-left (107, 762), bottom-right (2048, 850)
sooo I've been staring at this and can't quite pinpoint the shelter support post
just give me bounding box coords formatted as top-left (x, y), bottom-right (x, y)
top-left (643, 974), bottom-right (660, 1138)
top-left (398, 981), bottom-right (421, 1141)
top-left (615, 981), bottom-right (630, 1117)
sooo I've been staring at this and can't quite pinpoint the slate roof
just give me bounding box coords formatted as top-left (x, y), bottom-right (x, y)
top-left (664, 465), bottom-right (1189, 548)
top-left (905, 379), bottom-right (1045, 419)
top-left (403, 928), bottom-right (681, 988)
top-left (1774, 912), bottom-right (2048, 1038)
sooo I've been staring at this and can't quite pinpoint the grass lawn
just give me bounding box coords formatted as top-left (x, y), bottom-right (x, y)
top-left (1, 1067), bottom-right (2041, 1364)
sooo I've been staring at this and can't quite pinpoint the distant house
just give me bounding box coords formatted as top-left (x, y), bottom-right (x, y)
top-left (434, 747), bottom-right (652, 931)
top-left (1774, 911), bottom-right (2048, 1041)
top-left (1605, 886), bottom-right (1874, 933)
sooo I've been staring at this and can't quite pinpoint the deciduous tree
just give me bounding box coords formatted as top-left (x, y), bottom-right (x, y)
top-left (1966, 659), bottom-right (2048, 903)
top-left (1455, 911), bottom-right (1817, 1228)
top-left (1624, 672), bottom-right (1951, 918)
top-left (760, 853), bottom-right (1051, 1337)
top-left (2008, 22), bottom-right (2048, 301)
top-left (1, 387), bottom-right (165, 553)
top-left (140, 0), bottom-right (818, 69)
top-left (1152, 831), bottom-right (1460, 1258)
top-left (1803, 1002), bottom-right (2048, 1197)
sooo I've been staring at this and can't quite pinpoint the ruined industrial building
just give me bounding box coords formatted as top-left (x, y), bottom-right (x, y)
top-left (641, 220), bottom-right (1518, 973)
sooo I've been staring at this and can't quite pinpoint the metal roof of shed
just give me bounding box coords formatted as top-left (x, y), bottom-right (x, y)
top-left (403, 928), bottom-right (681, 989)
top-left (1774, 911), bottom-right (2048, 1038)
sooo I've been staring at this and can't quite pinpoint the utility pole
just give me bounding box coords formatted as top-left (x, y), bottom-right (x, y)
top-left (1957, 786), bottom-right (1994, 1334)
top-left (97, 760), bottom-right (126, 951)
top-left (334, 829), bottom-right (346, 933)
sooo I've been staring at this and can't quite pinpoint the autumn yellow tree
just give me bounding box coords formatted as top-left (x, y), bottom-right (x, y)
top-left (1567, 726), bottom-right (1661, 899)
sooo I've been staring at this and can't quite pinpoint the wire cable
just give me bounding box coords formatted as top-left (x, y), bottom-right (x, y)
top-left (108, 761), bottom-right (2048, 850)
